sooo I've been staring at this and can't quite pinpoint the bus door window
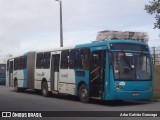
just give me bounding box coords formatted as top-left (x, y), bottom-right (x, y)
top-left (92, 54), bottom-right (100, 78)
top-left (51, 54), bottom-right (60, 91)
top-left (9, 60), bottom-right (14, 87)
top-left (9, 61), bottom-right (13, 73)
top-left (54, 55), bottom-right (60, 72)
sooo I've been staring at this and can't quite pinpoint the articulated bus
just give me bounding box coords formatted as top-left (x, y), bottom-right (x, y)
top-left (6, 40), bottom-right (153, 102)
top-left (0, 64), bottom-right (6, 85)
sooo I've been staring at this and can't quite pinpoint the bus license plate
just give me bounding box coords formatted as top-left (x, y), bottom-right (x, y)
top-left (132, 92), bottom-right (140, 96)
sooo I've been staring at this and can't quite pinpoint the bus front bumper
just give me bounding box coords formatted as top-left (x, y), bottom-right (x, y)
top-left (105, 90), bottom-right (153, 101)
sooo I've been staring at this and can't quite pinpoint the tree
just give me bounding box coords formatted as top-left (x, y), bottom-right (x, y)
top-left (145, 0), bottom-right (160, 29)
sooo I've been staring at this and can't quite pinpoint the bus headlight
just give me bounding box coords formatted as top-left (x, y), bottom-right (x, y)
top-left (115, 83), bottom-right (123, 90)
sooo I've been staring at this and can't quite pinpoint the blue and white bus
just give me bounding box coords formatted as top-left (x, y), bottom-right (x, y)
top-left (6, 40), bottom-right (153, 102)
top-left (0, 64), bottom-right (6, 85)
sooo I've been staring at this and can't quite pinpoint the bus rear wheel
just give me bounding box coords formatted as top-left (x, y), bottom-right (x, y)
top-left (41, 82), bottom-right (49, 97)
top-left (79, 84), bottom-right (89, 103)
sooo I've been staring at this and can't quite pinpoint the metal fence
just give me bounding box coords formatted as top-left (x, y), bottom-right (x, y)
top-left (151, 47), bottom-right (160, 97)
top-left (150, 47), bottom-right (160, 65)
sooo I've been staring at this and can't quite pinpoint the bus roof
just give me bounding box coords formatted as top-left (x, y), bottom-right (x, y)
top-left (75, 39), bottom-right (148, 48)
top-left (7, 39), bottom-right (148, 60)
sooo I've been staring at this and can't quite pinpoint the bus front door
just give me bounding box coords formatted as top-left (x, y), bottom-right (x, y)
top-left (90, 50), bottom-right (106, 98)
top-left (9, 60), bottom-right (14, 87)
top-left (51, 54), bottom-right (60, 93)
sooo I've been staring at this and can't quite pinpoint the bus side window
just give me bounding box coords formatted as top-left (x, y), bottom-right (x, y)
top-left (79, 48), bottom-right (90, 70)
top-left (36, 53), bottom-right (44, 69)
top-left (19, 56), bottom-right (26, 70)
top-left (69, 49), bottom-right (79, 69)
top-left (43, 52), bottom-right (51, 69)
top-left (14, 58), bottom-right (18, 70)
top-left (19, 57), bottom-right (22, 70)
top-left (61, 50), bottom-right (69, 69)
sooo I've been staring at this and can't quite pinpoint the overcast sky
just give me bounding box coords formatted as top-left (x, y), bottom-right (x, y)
top-left (0, 0), bottom-right (159, 58)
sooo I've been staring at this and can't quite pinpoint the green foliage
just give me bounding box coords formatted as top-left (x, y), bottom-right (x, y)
top-left (145, 0), bottom-right (160, 29)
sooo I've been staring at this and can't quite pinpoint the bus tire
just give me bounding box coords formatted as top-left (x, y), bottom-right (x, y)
top-left (41, 82), bottom-right (49, 97)
top-left (79, 84), bottom-right (89, 103)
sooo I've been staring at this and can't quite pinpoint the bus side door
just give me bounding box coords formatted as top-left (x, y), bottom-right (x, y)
top-left (51, 52), bottom-right (60, 92)
top-left (9, 60), bottom-right (14, 87)
top-left (90, 49), bottom-right (106, 98)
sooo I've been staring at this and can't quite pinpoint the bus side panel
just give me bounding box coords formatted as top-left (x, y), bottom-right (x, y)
top-left (106, 66), bottom-right (116, 100)
top-left (34, 69), bottom-right (51, 90)
top-left (58, 69), bottom-right (76, 95)
top-left (75, 70), bottom-right (89, 95)
top-left (13, 69), bottom-right (26, 88)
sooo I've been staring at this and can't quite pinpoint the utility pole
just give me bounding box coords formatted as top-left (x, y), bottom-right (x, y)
top-left (55, 0), bottom-right (63, 47)
top-left (153, 47), bottom-right (156, 65)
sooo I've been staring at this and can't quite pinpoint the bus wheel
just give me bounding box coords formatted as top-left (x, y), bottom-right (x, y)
top-left (41, 82), bottom-right (49, 97)
top-left (79, 84), bottom-right (89, 103)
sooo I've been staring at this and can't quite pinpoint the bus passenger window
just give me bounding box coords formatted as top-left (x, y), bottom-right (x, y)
top-left (61, 50), bottom-right (69, 69)
top-left (20, 56), bottom-right (27, 69)
top-left (69, 49), bottom-right (79, 69)
top-left (14, 58), bottom-right (19, 70)
top-left (36, 53), bottom-right (44, 69)
top-left (43, 52), bottom-right (51, 69)
top-left (79, 48), bottom-right (90, 70)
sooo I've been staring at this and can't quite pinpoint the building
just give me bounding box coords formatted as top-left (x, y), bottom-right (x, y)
top-left (95, 30), bottom-right (148, 43)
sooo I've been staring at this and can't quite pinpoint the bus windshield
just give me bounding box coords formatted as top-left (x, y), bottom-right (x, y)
top-left (113, 52), bottom-right (152, 80)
